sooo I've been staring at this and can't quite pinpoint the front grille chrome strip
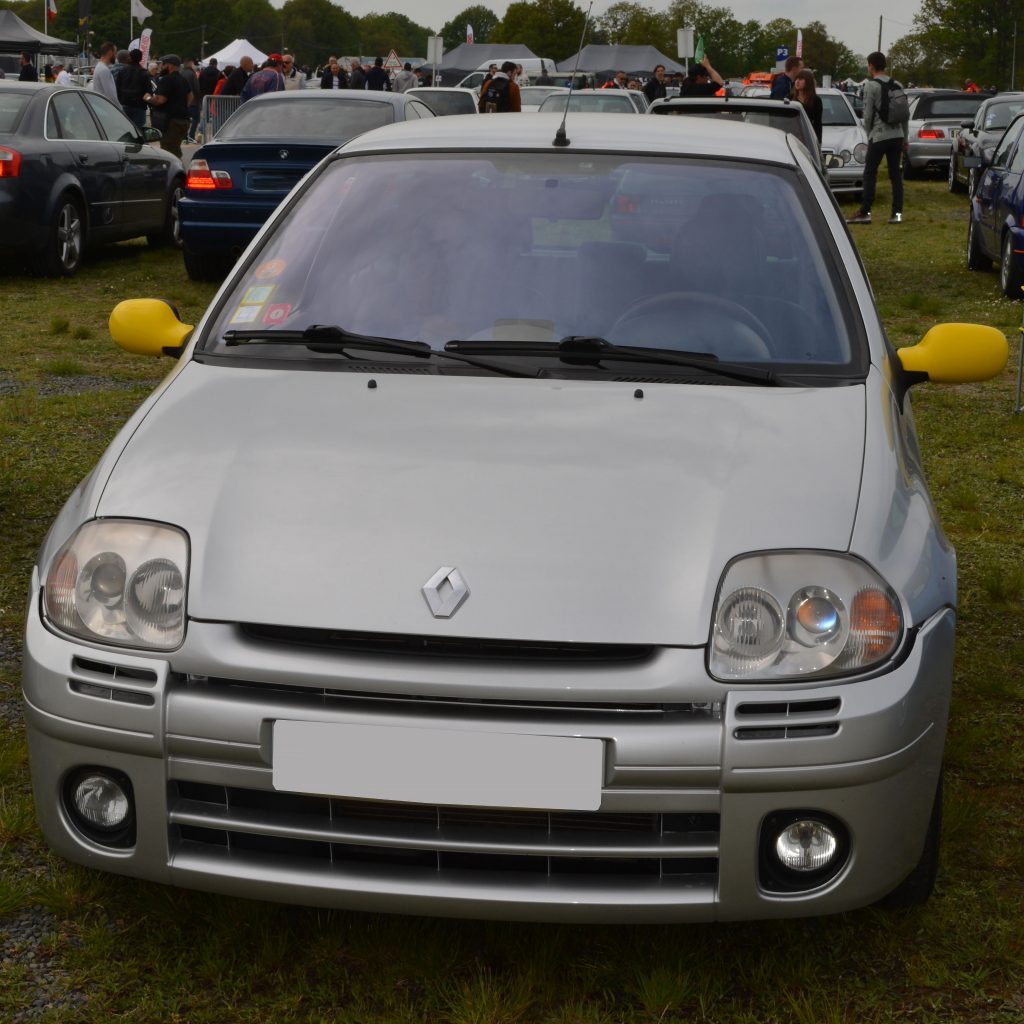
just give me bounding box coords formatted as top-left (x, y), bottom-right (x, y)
top-left (169, 798), bottom-right (720, 859)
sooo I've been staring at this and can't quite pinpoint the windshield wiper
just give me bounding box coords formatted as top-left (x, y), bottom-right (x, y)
top-left (221, 326), bottom-right (535, 378)
top-left (446, 336), bottom-right (780, 385)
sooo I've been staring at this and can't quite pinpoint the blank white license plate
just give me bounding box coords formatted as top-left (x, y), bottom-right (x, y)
top-left (272, 720), bottom-right (604, 811)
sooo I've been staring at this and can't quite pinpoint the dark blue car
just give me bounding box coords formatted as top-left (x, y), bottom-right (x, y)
top-left (0, 82), bottom-right (184, 275)
top-left (179, 91), bottom-right (435, 280)
top-left (967, 111), bottom-right (1024, 297)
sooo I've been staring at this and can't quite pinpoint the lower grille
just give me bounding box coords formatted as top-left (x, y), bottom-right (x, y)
top-left (170, 782), bottom-right (720, 880)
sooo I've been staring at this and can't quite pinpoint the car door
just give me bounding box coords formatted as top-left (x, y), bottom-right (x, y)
top-left (82, 92), bottom-right (167, 236)
top-left (975, 117), bottom-right (1024, 253)
top-left (48, 90), bottom-right (123, 233)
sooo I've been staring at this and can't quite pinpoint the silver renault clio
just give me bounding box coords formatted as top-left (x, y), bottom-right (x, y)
top-left (23, 115), bottom-right (1007, 922)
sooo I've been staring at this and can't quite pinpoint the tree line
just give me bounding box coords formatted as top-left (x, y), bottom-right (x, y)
top-left (12, 0), bottom-right (1017, 87)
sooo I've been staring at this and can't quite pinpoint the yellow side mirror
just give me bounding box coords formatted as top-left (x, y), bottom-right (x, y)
top-left (109, 299), bottom-right (194, 357)
top-left (897, 323), bottom-right (1008, 383)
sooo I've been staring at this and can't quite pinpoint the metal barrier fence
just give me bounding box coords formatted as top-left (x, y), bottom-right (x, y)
top-left (200, 94), bottom-right (242, 143)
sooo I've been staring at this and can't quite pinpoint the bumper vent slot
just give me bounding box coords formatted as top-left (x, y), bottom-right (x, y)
top-left (241, 624), bottom-right (654, 664)
top-left (735, 697), bottom-right (840, 717)
top-left (71, 656), bottom-right (158, 685)
top-left (734, 722), bottom-right (839, 741)
top-left (170, 782), bottom-right (720, 881)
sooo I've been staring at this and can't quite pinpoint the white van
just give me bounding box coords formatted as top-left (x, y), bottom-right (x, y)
top-left (458, 57), bottom-right (557, 91)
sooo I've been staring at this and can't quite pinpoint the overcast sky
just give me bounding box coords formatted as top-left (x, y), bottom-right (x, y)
top-left (337, 1), bottom-right (923, 62)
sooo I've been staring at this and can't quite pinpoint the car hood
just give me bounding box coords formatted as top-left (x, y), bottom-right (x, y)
top-left (822, 124), bottom-right (865, 151)
top-left (97, 365), bottom-right (866, 645)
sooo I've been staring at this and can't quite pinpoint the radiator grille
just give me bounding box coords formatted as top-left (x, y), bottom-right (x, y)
top-left (170, 782), bottom-right (720, 881)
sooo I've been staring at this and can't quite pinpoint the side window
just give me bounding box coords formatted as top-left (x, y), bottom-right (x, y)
top-left (402, 101), bottom-right (421, 120)
top-left (1011, 134), bottom-right (1024, 174)
top-left (45, 98), bottom-right (59, 138)
top-left (991, 120), bottom-right (1024, 169)
top-left (83, 93), bottom-right (139, 143)
top-left (51, 91), bottom-right (102, 141)
top-left (409, 101), bottom-right (434, 118)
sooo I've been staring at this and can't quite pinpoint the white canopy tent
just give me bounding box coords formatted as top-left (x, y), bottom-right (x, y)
top-left (201, 38), bottom-right (268, 68)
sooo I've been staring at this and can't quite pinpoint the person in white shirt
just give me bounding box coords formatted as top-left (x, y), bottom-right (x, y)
top-left (281, 54), bottom-right (304, 90)
top-left (91, 41), bottom-right (119, 103)
top-left (53, 61), bottom-right (73, 86)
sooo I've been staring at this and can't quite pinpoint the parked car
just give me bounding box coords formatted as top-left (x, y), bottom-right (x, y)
top-left (179, 90), bottom-right (435, 280)
top-left (537, 88), bottom-right (642, 114)
top-left (648, 96), bottom-right (820, 167)
top-left (0, 81), bottom-right (183, 275)
top-left (819, 88), bottom-right (869, 197)
top-left (519, 85), bottom-right (569, 111)
top-left (949, 92), bottom-right (1024, 194)
top-left (26, 114), bottom-right (1007, 923)
top-left (904, 90), bottom-right (986, 177)
top-left (405, 87), bottom-right (478, 116)
top-left (966, 111), bottom-right (1024, 296)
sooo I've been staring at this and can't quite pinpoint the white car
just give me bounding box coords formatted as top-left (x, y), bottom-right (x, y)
top-left (405, 87), bottom-right (478, 115)
top-left (25, 113), bottom-right (1007, 923)
top-left (820, 87), bottom-right (869, 196)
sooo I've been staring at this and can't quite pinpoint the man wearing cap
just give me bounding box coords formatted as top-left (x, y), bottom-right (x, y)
top-left (240, 54), bottom-right (285, 101)
top-left (144, 55), bottom-right (191, 159)
top-left (53, 61), bottom-right (73, 87)
top-left (91, 42), bottom-right (119, 104)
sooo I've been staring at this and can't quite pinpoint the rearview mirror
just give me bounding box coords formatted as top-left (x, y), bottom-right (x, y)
top-left (109, 299), bottom-right (194, 358)
top-left (962, 155), bottom-right (982, 169)
top-left (897, 323), bottom-right (1007, 384)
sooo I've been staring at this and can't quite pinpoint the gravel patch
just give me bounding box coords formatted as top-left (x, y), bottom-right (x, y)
top-left (36, 376), bottom-right (157, 398)
top-left (1, 907), bottom-right (87, 1020)
top-left (0, 372), bottom-right (21, 396)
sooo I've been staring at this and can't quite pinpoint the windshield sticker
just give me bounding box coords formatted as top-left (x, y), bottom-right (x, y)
top-left (254, 259), bottom-right (287, 281)
top-left (263, 303), bottom-right (292, 327)
top-left (228, 304), bottom-right (262, 325)
top-left (242, 285), bottom-right (275, 305)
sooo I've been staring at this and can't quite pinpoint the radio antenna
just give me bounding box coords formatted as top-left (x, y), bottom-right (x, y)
top-left (553, 0), bottom-right (593, 147)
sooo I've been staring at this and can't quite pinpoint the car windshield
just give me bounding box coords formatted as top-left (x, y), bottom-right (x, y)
top-left (202, 152), bottom-right (859, 374)
top-left (216, 98), bottom-right (395, 140)
top-left (984, 101), bottom-right (1024, 130)
top-left (821, 95), bottom-right (856, 126)
top-left (538, 94), bottom-right (635, 113)
top-left (412, 91), bottom-right (475, 115)
top-left (0, 91), bottom-right (31, 132)
top-left (917, 96), bottom-right (984, 119)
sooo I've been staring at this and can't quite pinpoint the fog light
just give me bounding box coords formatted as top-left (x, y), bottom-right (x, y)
top-left (775, 819), bottom-right (838, 872)
top-left (64, 768), bottom-right (135, 846)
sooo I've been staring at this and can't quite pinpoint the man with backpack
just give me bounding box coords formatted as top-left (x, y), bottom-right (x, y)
top-left (847, 51), bottom-right (909, 225)
top-left (478, 61), bottom-right (521, 113)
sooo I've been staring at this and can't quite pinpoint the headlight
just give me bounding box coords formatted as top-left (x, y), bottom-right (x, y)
top-left (44, 520), bottom-right (189, 650)
top-left (839, 148), bottom-right (852, 164)
top-left (709, 553), bottom-right (902, 681)
top-left (853, 143), bottom-right (868, 164)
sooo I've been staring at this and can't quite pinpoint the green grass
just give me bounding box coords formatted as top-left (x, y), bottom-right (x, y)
top-left (1, 185), bottom-right (1023, 1022)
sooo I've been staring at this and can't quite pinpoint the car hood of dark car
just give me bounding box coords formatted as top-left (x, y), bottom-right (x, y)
top-left (95, 363), bottom-right (866, 645)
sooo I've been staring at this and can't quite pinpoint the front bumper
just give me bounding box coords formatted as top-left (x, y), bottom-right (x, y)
top-left (825, 163), bottom-right (865, 195)
top-left (23, 585), bottom-right (954, 923)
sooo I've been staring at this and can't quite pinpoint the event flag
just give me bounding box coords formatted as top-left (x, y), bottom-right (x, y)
top-left (467, 23), bottom-right (474, 44)
top-left (47, 0), bottom-right (57, 23)
top-left (796, 29), bottom-right (803, 58)
top-left (694, 35), bottom-right (704, 63)
top-left (131, 0), bottom-right (153, 24)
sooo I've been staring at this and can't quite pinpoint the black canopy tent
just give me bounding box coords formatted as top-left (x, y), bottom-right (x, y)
top-left (556, 45), bottom-right (685, 78)
top-left (0, 9), bottom-right (77, 55)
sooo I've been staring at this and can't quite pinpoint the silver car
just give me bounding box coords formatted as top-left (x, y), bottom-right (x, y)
top-left (819, 88), bottom-right (869, 196)
top-left (23, 114), bottom-right (1007, 922)
top-left (904, 90), bottom-right (986, 177)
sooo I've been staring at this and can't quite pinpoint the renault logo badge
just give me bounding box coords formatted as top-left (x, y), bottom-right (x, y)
top-left (279, 149), bottom-right (289, 159)
top-left (422, 567), bottom-right (469, 618)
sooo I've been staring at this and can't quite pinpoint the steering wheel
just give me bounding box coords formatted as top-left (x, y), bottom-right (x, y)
top-left (609, 291), bottom-right (774, 361)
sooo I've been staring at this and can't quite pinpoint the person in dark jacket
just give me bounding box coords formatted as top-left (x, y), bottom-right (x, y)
top-left (18, 52), bottom-right (38, 82)
top-left (198, 58), bottom-right (222, 98)
top-left (792, 69), bottom-right (823, 144)
top-left (220, 56), bottom-right (253, 95)
top-left (321, 58), bottom-right (347, 89)
top-left (771, 55), bottom-right (803, 99)
top-left (643, 65), bottom-right (666, 104)
top-left (365, 56), bottom-right (390, 91)
top-left (116, 48), bottom-right (151, 129)
top-left (349, 60), bottom-right (366, 89)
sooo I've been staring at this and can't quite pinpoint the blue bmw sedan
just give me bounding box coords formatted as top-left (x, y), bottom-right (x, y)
top-left (179, 90), bottom-right (435, 280)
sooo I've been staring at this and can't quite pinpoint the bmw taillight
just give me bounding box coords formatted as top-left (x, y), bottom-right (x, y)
top-left (918, 128), bottom-right (945, 139)
top-left (0, 146), bottom-right (21, 178)
top-left (186, 159), bottom-right (232, 190)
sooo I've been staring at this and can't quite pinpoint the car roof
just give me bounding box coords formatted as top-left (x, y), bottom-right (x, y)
top-left (341, 112), bottom-right (798, 165)
top-left (247, 90), bottom-right (415, 107)
top-left (408, 87), bottom-right (476, 94)
top-left (651, 96), bottom-right (802, 112)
